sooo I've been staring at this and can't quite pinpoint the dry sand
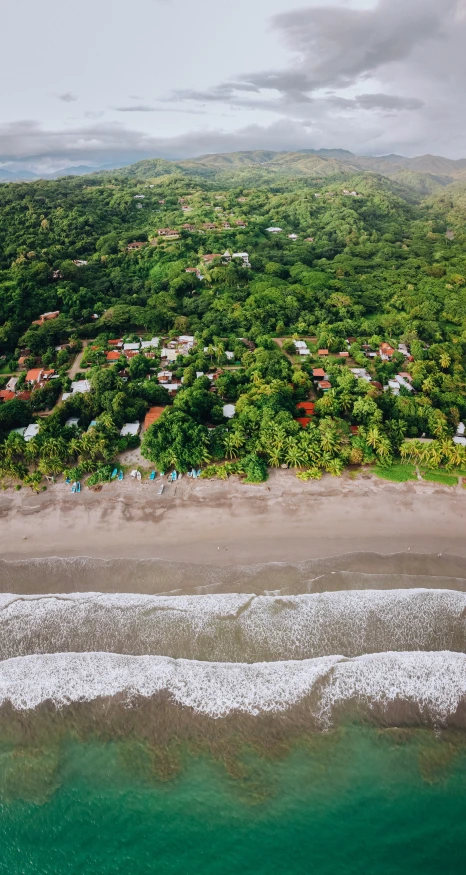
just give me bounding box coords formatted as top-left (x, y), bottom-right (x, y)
top-left (0, 469), bottom-right (465, 566)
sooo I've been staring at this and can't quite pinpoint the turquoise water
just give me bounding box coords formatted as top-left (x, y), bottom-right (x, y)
top-left (0, 726), bottom-right (465, 874)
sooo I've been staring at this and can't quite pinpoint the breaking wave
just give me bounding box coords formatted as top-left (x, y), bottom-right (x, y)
top-left (0, 651), bottom-right (464, 725)
top-left (0, 589), bottom-right (465, 662)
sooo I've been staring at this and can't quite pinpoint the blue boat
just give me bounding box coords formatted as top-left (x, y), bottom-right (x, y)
top-left (150, 471), bottom-right (156, 481)
top-left (111, 468), bottom-right (118, 480)
top-left (76, 481), bottom-right (81, 493)
top-left (118, 470), bottom-right (124, 481)
top-left (71, 482), bottom-right (76, 493)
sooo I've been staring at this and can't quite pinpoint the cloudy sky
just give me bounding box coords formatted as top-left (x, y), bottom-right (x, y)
top-left (2, 0), bottom-right (466, 172)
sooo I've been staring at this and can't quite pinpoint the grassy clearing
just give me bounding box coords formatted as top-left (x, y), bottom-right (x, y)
top-left (373, 463), bottom-right (417, 483)
top-left (421, 470), bottom-right (458, 487)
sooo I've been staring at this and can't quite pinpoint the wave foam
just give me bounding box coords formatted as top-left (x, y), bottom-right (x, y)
top-left (0, 590), bottom-right (464, 662)
top-left (0, 651), bottom-right (464, 723)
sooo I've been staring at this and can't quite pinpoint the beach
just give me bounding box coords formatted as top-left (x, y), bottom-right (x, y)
top-left (1, 470), bottom-right (466, 575)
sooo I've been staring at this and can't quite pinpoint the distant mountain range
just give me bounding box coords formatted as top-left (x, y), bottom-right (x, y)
top-left (3, 150), bottom-right (466, 195)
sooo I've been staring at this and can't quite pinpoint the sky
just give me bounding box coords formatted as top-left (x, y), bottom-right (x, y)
top-left (2, 0), bottom-right (466, 172)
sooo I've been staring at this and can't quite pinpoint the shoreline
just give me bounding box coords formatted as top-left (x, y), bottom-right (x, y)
top-left (1, 470), bottom-right (466, 570)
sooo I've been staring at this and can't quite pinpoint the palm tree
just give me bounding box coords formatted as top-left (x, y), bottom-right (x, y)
top-left (439, 352), bottom-right (451, 370)
top-left (224, 432), bottom-right (238, 460)
top-left (285, 439), bottom-right (306, 469)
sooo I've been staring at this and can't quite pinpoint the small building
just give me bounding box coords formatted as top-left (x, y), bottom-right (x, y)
top-left (16, 391), bottom-right (31, 401)
top-left (157, 229), bottom-right (180, 238)
top-left (223, 404), bottom-right (236, 419)
top-left (318, 349), bottom-right (329, 357)
top-left (351, 368), bottom-right (372, 382)
top-left (202, 223), bottom-right (217, 231)
top-left (123, 343), bottom-right (140, 352)
top-left (134, 195), bottom-right (145, 199)
top-left (73, 260), bottom-right (88, 266)
top-left (232, 251), bottom-right (250, 266)
top-left (183, 224), bottom-right (197, 232)
top-left (6, 377), bottom-right (18, 392)
top-left (305, 237), bottom-right (315, 242)
top-left (65, 417), bottom-right (80, 429)
top-left (225, 351), bottom-right (235, 360)
top-left (266, 227), bottom-right (282, 233)
top-left (339, 351), bottom-right (349, 358)
top-left (32, 311), bottom-right (60, 326)
top-left (235, 220), bottom-right (247, 228)
top-left (106, 351), bottom-right (121, 362)
top-left (0, 390), bottom-right (15, 402)
top-left (24, 423), bottom-right (40, 441)
top-left (202, 254), bottom-right (222, 265)
top-left (120, 422), bottom-right (140, 437)
top-left (26, 368), bottom-right (44, 384)
top-left (108, 339), bottom-right (123, 348)
top-left (296, 417), bottom-right (312, 428)
top-left (380, 342), bottom-right (395, 360)
top-left (158, 370), bottom-right (172, 383)
top-left (140, 338), bottom-right (159, 350)
top-left (297, 402), bottom-right (315, 417)
top-left (70, 379), bottom-right (91, 394)
top-left (313, 368), bottom-right (327, 379)
top-left (127, 241), bottom-right (146, 250)
top-left (288, 234), bottom-right (298, 241)
top-left (317, 381), bottom-right (332, 392)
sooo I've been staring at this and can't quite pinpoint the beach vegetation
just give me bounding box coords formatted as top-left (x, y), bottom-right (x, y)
top-left (373, 463), bottom-right (418, 483)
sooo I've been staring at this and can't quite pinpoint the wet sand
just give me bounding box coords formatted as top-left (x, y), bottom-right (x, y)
top-left (0, 471), bottom-right (465, 575)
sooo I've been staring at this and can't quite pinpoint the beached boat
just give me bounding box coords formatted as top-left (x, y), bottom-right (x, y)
top-left (158, 484), bottom-right (164, 495)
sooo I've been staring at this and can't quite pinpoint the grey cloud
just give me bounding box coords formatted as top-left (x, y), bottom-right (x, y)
top-left (57, 92), bottom-right (78, 103)
top-left (329, 93), bottom-right (425, 111)
top-left (114, 105), bottom-right (158, 112)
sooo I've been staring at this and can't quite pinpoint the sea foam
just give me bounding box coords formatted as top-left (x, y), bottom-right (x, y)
top-left (0, 590), bottom-right (464, 661)
top-left (0, 651), bottom-right (464, 723)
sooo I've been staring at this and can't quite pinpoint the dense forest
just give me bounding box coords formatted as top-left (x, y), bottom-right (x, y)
top-left (1, 154), bottom-right (466, 487)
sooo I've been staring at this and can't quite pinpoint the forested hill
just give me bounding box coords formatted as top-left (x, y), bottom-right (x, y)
top-left (0, 159), bottom-right (466, 485)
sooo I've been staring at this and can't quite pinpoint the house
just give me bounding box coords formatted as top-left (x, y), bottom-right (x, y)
top-left (26, 368), bottom-right (44, 385)
top-left (296, 418), bottom-right (312, 428)
top-left (305, 237), bottom-right (315, 242)
top-left (127, 241), bottom-right (146, 250)
top-left (183, 224), bottom-right (197, 232)
top-left (140, 338), bottom-right (159, 350)
top-left (120, 422), bottom-right (140, 437)
top-left (73, 260), bottom-right (88, 266)
top-left (108, 339), bottom-right (123, 348)
top-left (144, 407), bottom-right (166, 430)
top-left (165, 382), bottom-right (181, 395)
top-left (395, 375), bottom-right (414, 392)
top-left (65, 417), bottom-right (80, 429)
top-left (52, 270), bottom-right (63, 279)
top-left (17, 357), bottom-right (27, 369)
top-left (318, 349), bottom-right (329, 357)
top-left (457, 422), bottom-right (465, 437)
top-left (288, 234), bottom-right (298, 241)
top-left (71, 379), bottom-right (91, 394)
top-left (134, 195), bottom-right (145, 199)
top-left (202, 223), bottom-right (217, 231)
top-left (266, 227), bottom-right (282, 233)
top-left (32, 310), bottom-right (60, 326)
top-left (225, 351), bottom-right (235, 360)
top-left (339, 351), bottom-right (349, 358)
top-left (186, 267), bottom-right (203, 279)
top-left (232, 252), bottom-right (250, 266)
top-left (398, 343), bottom-right (410, 357)
top-left (297, 401), bottom-right (315, 416)
top-left (313, 368), bottom-right (327, 379)
top-left (379, 342), bottom-right (395, 360)
top-left (351, 368), bottom-right (372, 382)
top-left (181, 205), bottom-right (192, 212)
top-left (158, 370), bottom-right (172, 383)
top-left (123, 342), bottom-right (140, 352)
top-left (398, 372), bottom-right (412, 383)
top-left (223, 404), bottom-right (236, 419)
top-left (160, 348), bottom-right (178, 362)
top-left (0, 390), bottom-right (15, 403)
top-left (24, 423), bottom-right (40, 441)
top-left (157, 228), bottom-right (180, 238)
top-left (235, 220), bottom-right (247, 228)
top-left (317, 381), bottom-right (332, 392)
top-left (238, 197), bottom-right (247, 202)
top-left (16, 391), bottom-right (31, 401)
top-left (202, 254), bottom-right (222, 265)
top-left (223, 222), bottom-right (231, 229)
top-left (106, 351), bottom-right (121, 362)
top-left (118, 369), bottom-right (130, 382)
top-left (6, 377), bottom-right (18, 392)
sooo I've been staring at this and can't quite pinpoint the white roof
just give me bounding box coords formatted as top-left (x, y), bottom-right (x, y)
top-left (456, 422), bottom-right (465, 436)
top-left (140, 338), bottom-right (159, 349)
top-left (65, 418), bottom-right (80, 428)
top-left (298, 348), bottom-right (311, 356)
top-left (294, 340), bottom-right (308, 349)
top-left (454, 436), bottom-right (466, 446)
top-left (165, 383), bottom-right (181, 392)
top-left (288, 234), bottom-right (298, 240)
top-left (223, 404), bottom-right (236, 419)
top-left (123, 343), bottom-right (140, 351)
top-left (178, 335), bottom-right (195, 343)
top-left (120, 422), bottom-right (140, 437)
top-left (134, 194), bottom-right (145, 198)
top-left (62, 392), bottom-right (71, 401)
top-left (225, 351), bottom-right (234, 360)
top-left (266, 227), bottom-right (282, 232)
top-left (71, 379), bottom-right (91, 394)
top-left (6, 377), bottom-right (18, 391)
top-left (232, 252), bottom-right (248, 258)
top-left (396, 376), bottom-right (414, 392)
top-left (24, 423), bottom-right (39, 441)
top-left (350, 368), bottom-right (371, 382)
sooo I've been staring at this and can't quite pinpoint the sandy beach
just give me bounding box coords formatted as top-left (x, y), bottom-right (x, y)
top-left (1, 470), bottom-right (466, 574)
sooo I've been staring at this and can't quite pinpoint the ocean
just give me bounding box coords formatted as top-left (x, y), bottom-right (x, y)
top-left (0, 555), bottom-right (465, 873)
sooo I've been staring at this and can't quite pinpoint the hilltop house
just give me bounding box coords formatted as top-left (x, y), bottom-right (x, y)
top-left (127, 241), bottom-right (146, 251)
top-left (32, 311), bottom-right (60, 326)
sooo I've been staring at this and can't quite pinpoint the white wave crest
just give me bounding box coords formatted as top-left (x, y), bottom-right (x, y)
top-left (0, 651), bottom-right (464, 722)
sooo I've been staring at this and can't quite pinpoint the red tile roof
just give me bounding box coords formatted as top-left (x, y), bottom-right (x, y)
top-left (106, 351), bottom-right (120, 362)
top-left (350, 425), bottom-right (359, 435)
top-left (16, 391), bottom-right (31, 401)
top-left (297, 401), bottom-right (315, 415)
top-left (0, 390), bottom-right (15, 402)
top-left (313, 368), bottom-right (326, 378)
top-left (296, 417), bottom-right (312, 428)
top-left (318, 349), bottom-right (329, 356)
top-left (26, 368), bottom-right (43, 383)
top-left (339, 351), bottom-right (349, 357)
top-left (144, 406), bottom-right (166, 430)
top-left (317, 381), bottom-right (332, 390)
